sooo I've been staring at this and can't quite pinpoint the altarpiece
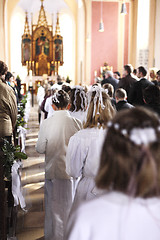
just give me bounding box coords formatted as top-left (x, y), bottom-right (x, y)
top-left (21, 0), bottom-right (63, 76)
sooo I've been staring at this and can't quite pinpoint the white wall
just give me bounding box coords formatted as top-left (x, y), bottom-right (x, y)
top-left (136, 0), bottom-right (150, 68)
top-left (10, 6), bottom-right (27, 78)
top-left (59, 10), bottom-right (76, 82)
top-left (77, 0), bottom-right (85, 85)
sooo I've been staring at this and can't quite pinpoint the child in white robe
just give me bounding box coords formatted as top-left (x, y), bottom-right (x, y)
top-left (66, 107), bottom-right (160, 240)
top-left (36, 90), bottom-right (82, 240)
top-left (66, 86), bottom-right (115, 213)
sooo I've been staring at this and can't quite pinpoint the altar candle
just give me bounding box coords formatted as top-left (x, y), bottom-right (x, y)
top-left (94, 70), bottom-right (97, 77)
top-left (55, 61), bottom-right (57, 72)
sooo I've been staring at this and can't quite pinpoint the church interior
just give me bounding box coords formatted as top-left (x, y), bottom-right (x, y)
top-left (1, 0), bottom-right (160, 240)
top-left (1, 0), bottom-right (160, 86)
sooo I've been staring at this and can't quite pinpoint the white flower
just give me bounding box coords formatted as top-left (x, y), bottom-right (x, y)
top-left (130, 127), bottom-right (156, 145)
top-left (121, 129), bottom-right (128, 136)
top-left (107, 121), bottom-right (112, 128)
top-left (114, 123), bottom-right (119, 130)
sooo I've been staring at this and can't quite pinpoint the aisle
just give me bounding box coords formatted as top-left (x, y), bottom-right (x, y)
top-left (16, 103), bottom-right (45, 240)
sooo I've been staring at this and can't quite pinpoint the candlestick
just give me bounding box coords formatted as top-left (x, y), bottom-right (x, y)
top-left (94, 70), bottom-right (97, 77)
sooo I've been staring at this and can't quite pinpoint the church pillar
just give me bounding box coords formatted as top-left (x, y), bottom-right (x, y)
top-left (117, 2), bottom-right (126, 74)
top-left (129, 0), bottom-right (138, 69)
top-left (7, 0), bottom-right (18, 69)
top-left (0, 0), bottom-right (6, 61)
top-left (148, 0), bottom-right (156, 68)
top-left (85, 0), bottom-right (91, 85)
top-left (154, 0), bottom-right (160, 69)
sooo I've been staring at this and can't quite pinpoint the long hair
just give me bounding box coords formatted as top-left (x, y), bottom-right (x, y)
top-left (84, 88), bottom-right (115, 129)
top-left (69, 86), bottom-right (87, 112)
top-left (96, 107), bottom-right (160, 198)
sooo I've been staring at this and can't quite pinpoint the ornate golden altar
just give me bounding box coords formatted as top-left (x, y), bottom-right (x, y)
top-left (21, 0), bottom-right (63, 76)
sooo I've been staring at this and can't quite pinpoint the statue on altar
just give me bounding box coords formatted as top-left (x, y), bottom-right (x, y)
top-left (21, 0), bottom-right (63, 76)
top-left (36, 37), bottom-right (50, 56)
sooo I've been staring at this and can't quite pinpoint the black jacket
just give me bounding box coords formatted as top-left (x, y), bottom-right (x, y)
top-left (116, 100), bottom-right (134, 111)
top-left (128, 78), bottom-right (154, 106)
top-left (117, 74), bottom-right (137, 96)
top-left (144, 104), bottom-right (160, 116)
top-left (101, 76), bottom-right (119, 91)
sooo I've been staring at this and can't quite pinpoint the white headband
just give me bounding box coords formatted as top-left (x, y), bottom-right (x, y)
top-left (107, 121), bottom-right (159, 146)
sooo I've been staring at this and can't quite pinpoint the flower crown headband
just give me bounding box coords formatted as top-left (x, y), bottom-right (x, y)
top-left (107, 121), bottom-right (160, 146)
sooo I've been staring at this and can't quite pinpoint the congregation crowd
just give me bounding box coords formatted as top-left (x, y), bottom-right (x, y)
top-left (1, 58), bottom-right (160, 240)
top-left (36, 64), bottom-right (160, 239)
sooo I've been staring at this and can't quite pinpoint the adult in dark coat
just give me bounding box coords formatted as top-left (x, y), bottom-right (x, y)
top-left (115, 88), bottom-right (134, 111)
top-left (117, 65), bottom-right (137, 96)
top-left (143, 85), bottom-right (160, 116)
top-left (101, 71), bottom-right (119, 92)
top-left (128, 66), bottom-right (154, 106)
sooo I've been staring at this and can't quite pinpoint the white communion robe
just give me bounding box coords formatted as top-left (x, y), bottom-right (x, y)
top-left (36, 110), bottom-right (82, 240)
top-left (66, 191), bottom-right (160, 240)
top-left (69, 110), bottom-right (86, 125)
top-left (66, 127), bottom-right (106, 213)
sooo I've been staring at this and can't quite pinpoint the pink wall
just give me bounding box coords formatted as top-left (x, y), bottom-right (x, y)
top-left (91, 2), bottom-right (118, 84)
top-left (91, 1), bottom-right (130, 84)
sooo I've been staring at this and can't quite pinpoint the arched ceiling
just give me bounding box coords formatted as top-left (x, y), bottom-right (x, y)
top-left (18, 0), bottom-right (69, 15)
top-left (7, 0), bottom-right (78, 19)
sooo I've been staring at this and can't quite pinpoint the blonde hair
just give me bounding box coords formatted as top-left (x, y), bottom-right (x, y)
top-left (84, 90), bottom-right (115, 129)
top-left (150, 68), bottom-right (158, 81)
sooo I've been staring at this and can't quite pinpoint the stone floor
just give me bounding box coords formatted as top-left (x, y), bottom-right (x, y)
top-left (16, 103), bottom-right (45, 240)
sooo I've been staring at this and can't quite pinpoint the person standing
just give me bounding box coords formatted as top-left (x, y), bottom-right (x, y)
top-left (101, 71), bottom-right (119, 92)
top-left (36, 90), bottom-right (82, 240)
top-left (117, 65), bottom-right (136, 96)
top-left (66, 107), bottom-right (160, 240)
top-left (128, 66), bottom-right (153, 106)
top-left (66, 86), bottom-right (115, 214)
top-left (0, 60), bottom-right (17, 240)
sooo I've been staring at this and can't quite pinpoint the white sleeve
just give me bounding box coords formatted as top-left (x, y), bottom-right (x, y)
top-left (65, 206), bottom-right (90, 240)
top-left (44, 96), bottom-right (51, 113)
top-left (35, 122), bottom-right (47, 154)
top-left (66, 134), bottom-right (88, 178)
